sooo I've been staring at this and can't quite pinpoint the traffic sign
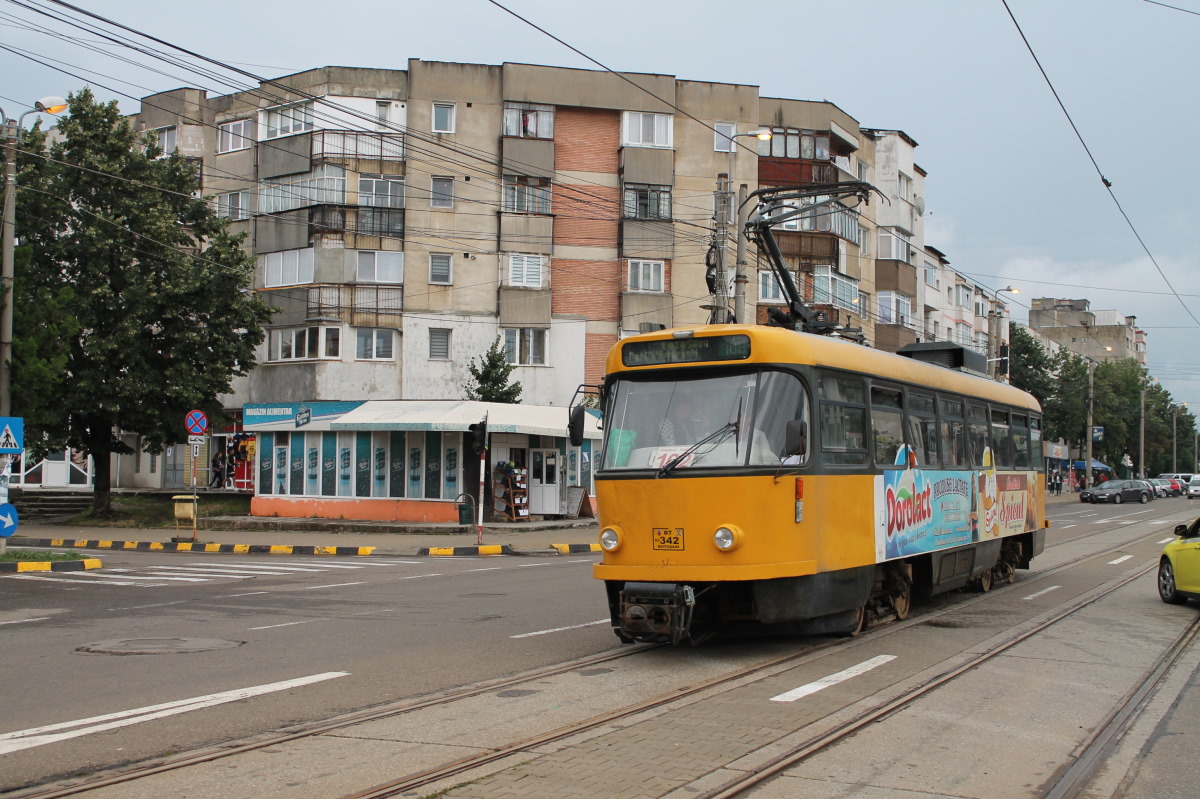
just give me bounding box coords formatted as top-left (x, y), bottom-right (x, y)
top-left (188, 435), bottom-right (205, 445)
top-left (0, 416), bottom-right (24, 454)
top-left (0, 503), bottom-right (18, 538)
top-left (192, 444), bottom-right (201, 457)
top-left (185, 410), bottom-right (208, 436)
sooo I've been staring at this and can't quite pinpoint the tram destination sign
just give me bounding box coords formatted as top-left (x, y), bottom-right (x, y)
top-left (623, 334), bottom-right (751, 367)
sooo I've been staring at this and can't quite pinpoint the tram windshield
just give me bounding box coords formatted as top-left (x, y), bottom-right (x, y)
top-left (600, 370), bottom-right (808, 471)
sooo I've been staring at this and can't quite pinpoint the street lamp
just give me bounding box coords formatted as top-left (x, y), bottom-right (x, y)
top-left (1173, 404), bottom-right (1187, 473)
top-left (1140, 377), bottom-right (1159, 480)
top-left (989, 286), bottom-right (1019, 380)
top-left (728, 128), bottom-right (771, 325)
top-left (1083, 347), bottom-right (1112, 490)
top-left (0, 95), bottom-right (67, 417)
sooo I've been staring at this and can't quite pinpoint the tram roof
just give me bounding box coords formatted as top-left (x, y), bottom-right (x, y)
top-left (606, 325), bottom-right (1040, 412)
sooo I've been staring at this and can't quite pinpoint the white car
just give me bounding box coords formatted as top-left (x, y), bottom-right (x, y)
top-left (1188, 478), bottom-right (1200, 499)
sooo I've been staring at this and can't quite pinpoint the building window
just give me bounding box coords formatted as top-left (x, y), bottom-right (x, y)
top-left (878, 291), bottom-right (913, 327)
top-left (430, 176), bottom-right (454, 209)
top-left (503, 103), bottom-right (554, 139)
top-left (263, 247), bottom-right (315, 287)
top-left (429, 328), bottom-right (451, 359)
top-left (260, 165), bottom-right (346, 214)
top-left (215, 191), bottom-right (249, 221)
top-left (154, 127), bottom-right (176, 157)
top-left (217, 120), bottom-right (250, 153)
top-left (714, 122), bottom-right (736, 152)
top-left (757, 127), bottom-right (829, 160)
top-left (503, 175), bottom-right (551, 214)
top-left (812, 265), bottom-right (859, 313)
top-left (878, 228), bottom-right (911, 261)
top-left (269, 326), bottom-right (341, 361)
top-left (355, 328), bottom-right (394, 360)
top-left (508, 254), bottom-right (546, 288)
top-left (357, 251), bottom-right (404, 283)
top-left (857, 159), bottom-right (871, 183)
top-left (956, 322), bottom-right (972, 347)
top-left (622, 111), bottom-right (672, 148)
top-left (263, 102), bottom-right (314, 139)
top-left (627, 259), bottom-right (664, 293)
top-left (759, 270), bottom-right (784, 302)
top-left (924, 261), bottom-right (938, 288)
top-left (504, 327), bottom-right (546, 365)
top-left (954, 285), bottom-right (971, 307)
top-left (357, 208), bottom-right (404, 237)
top-left (622, 184), bottom-right (672, 220)
top-left (359, 174), bottom-right (404, 208)
top-left (432, 102), bottom-right (456, 133)
top-left (898, 173), bottom-right (912, 202)
top-left (859, 225), bottom-right (872, 258)
top-left (429, 253), bottom-right (453, 285)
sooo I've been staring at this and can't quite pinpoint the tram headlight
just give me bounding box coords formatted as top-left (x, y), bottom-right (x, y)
top-left (599, 526), bottom-right (623, 552)
top-left (713, 525), bottom-right (743, 552)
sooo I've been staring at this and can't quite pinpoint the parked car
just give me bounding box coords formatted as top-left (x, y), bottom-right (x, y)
top-left (1188, 477), bottom-right (1200, 499)
top-left (1136, 479), bottom-right (1160, 500)
top-left (1080, 480), bottom-right (1150, 504)
top-left (1159, 517), bottom-right (1200, 604)
top-left (1165, 478), bottom-right (1185, 496)
top-left (1148, 479), bottom-right (1170, 498)
top-left (1154, 478), bottom-right (1183, 497)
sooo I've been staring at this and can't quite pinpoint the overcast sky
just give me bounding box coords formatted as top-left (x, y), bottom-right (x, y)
top-left (1, 0), bottom-right (1197, 404)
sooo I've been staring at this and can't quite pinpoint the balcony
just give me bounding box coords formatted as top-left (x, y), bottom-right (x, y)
top-left (310, 206), bottom-right (404, 249)
top-left (313, 130), bottom-right (404, 162)
top-left (306, 283), bottom-right (404, 327)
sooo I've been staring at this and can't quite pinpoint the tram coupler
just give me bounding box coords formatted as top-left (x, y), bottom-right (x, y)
top-left (616, 582), bottom-right (695, 645)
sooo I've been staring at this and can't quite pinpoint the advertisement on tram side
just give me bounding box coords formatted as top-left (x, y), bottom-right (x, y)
top-left (874, 459), bottom-right (1033, 561)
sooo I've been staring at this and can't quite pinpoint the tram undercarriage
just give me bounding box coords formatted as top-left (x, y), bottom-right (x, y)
top-left (606, 534), bottom-right (1041, 645)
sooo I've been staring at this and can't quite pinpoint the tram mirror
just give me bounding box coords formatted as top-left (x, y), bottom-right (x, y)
top-left (569, 405), bottom-right (586, 447)
top-left (784, 420), bottom-right (807, 458)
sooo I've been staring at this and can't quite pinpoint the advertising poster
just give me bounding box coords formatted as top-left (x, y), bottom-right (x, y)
top-left (875, 446), bottom-right (1033, 562)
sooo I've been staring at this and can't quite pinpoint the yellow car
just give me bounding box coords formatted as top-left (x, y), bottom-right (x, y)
top-left (1158, 520), bottom-right (1200, 604)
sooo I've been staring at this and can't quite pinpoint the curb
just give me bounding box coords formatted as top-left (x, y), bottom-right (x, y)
top-left (418, 545), bottom-right (517, 557)
top-left (0, 558), bottom-right (103, 573)
top-left (12, 538), bottom-right (375, 557)
top-left (551, 543), bottom-right (602, 554)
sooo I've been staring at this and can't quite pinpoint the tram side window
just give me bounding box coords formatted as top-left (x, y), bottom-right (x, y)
top-left (967, 404), bottom-right (988, 467)
top-left (1011, 414), bottom-right (1031, 469)
top-left (906, 391), bottom-right (938, 467)
top-left (818, 373), bottom-right (867, 465)
top-left (1030, 415), bottom-right (1044, 471)
top-left (872, 386), bottom-right (905, 466)
top-left (991, 408), bottom-right (1014, 469)
top-left (940, 398), bottom-right (967, 467)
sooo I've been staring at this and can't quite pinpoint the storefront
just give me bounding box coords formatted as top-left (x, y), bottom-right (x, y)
top-left (246, 400), bottom-right (601, 522)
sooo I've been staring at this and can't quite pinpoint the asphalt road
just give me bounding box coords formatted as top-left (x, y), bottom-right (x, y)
top-left (0, 548), bottom-right (615, 791)
top-left (3, 495), bottom-right (1200, 795)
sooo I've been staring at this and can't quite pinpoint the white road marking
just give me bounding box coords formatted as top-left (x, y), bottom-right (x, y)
top-left (0, 672), bottom-right (350, 754)
top-left (1057, 524), bottom-right (1077, 530)
top-left (302, 582), bottom-right (364, 590)
top-left (469, 567), bottom-right (502, 572)
top-left (1160, 538), bottom-right (1176, 544)
top-left (108, 601), bottom-right (188, 610)
top-left (216, 592), bottom-right (271, 598)
top-left (142, 570), bottom-right (256, 579)
top-left (250, 620), bottom-right (317, 630)
top-left (1023, 586), bottom-right (1062, 600)
top-left (178, 563), bottom-right (328, 573)
top-left (770, 655), bottom-right (897, 702)
top-left (1108, 555), bottom-right (1133, 564)
top-left (511, 619), bottom-right (611, 638)
top-left (70, 573), bottom-right (209, 582)
top-left (12, 575), bottom-right (162, 586)
top-left (0, 617), bottom-right (50, 625)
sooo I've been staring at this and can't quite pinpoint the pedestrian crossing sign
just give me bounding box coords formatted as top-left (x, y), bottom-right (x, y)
top-left (0, 417), bottom-right (23, 454)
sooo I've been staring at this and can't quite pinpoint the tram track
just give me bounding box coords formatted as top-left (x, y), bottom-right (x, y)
top-left (8, 515), bottom-right (1186, 799)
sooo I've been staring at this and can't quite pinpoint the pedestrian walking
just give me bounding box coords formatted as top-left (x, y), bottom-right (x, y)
top-left (208, 451), bottom-right (225, 489)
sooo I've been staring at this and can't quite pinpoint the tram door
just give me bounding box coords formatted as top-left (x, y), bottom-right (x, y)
top-left (529, 448), bottom-right (559, 515)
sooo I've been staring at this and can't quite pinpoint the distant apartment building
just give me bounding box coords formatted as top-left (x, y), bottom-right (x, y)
top-left (1027, 298), bottom-right (1142, 363)
top-left (918, 246), bottom-right (1011, 368)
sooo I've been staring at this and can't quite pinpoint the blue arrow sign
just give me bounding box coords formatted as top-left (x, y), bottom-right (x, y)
top-left (0, 503), bottom-right (18, 537)
top-left (0, 417), bottom-right (23, 454)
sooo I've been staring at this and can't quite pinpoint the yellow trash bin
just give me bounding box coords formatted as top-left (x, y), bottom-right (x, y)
top-left (172, 495), bottom-right (197, 522)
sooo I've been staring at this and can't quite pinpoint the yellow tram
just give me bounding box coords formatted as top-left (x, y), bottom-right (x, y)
top-left (577, 324), bottom-right (1046, 644)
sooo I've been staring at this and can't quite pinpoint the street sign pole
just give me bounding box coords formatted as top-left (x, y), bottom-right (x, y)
top-left (185, 411), bottom-right (208, 543)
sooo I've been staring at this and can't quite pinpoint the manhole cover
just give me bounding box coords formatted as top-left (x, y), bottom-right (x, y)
top-left (78, 637), bottom-right (244, 655)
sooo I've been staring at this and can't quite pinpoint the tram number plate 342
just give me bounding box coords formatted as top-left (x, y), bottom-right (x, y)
top-left (652, 528), bottom-right (685, 551)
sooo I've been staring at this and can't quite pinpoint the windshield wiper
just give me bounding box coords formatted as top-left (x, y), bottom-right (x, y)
top-left (657, 420), bottom-right (739, 478)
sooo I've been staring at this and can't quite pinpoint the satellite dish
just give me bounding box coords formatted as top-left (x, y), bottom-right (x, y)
top-left (914, 195), bottom-right (926, 216)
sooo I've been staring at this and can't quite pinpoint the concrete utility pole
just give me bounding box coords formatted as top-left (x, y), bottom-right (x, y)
top-left (733, 183), bottom-right (750, 325)
top-left (1085, 359), bottom-right (1095, 490)
top-left (709, 172), bottom-right (731, 323)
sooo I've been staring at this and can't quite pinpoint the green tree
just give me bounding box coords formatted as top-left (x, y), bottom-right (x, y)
top-left (10, 89), bottom-right (274, 514)
top-left (466, 338), bottom-right (522, 403)
top-left (1007, 324), bottom-right (1054, 407)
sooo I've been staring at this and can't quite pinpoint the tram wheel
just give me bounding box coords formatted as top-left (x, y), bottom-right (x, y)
top-left (848, 605), bottom-right (869, 636)
top-left (975, 568), bottom-right (994, 593)
top-left (891, 585), bottom-right (912, 621)
top-left (994, 560), bottom-right (1017, 585)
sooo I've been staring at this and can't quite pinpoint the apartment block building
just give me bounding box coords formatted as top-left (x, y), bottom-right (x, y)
top-left (1027, 298), bottom-right (1143, 363)
top-left (129, 59), bottom-right (971, 417)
